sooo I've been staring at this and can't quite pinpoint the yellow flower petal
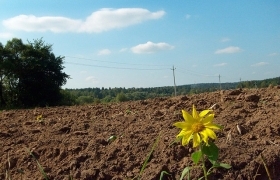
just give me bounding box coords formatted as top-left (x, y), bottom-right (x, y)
top-left (192, 105), bottom-right (199, 119)
top-left (202, 128), bottom-right (217, 140)
top-left (182, 110), bottom-right (196, 124)
top-left (199, 109), bottom-right (212, 118)
top-left (205, 123), bottom-right (221, 130)
top-left (199, 130), bottom-right (209, 145)
top-left (181, 131), bottom-right (193, 146)
top-left (201, 114), bottom-right (214, 124)
top-left (192, 133), bottom-right (201, 147)
top-left (173, 122), bottom-right (190, 129)
top-left (177, 129), bottom-right (192, 137)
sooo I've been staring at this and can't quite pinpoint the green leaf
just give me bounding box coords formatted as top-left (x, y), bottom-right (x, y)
top-left (138, 132), bottom-right (161, 179)
top-left (159, 171), bottom-right (170, 180)
top-left (180, 167), bottom-right (191, 180)
top-left (202, 141), bottom-right (219, 162)
top-left (191, 151), bottom-right (202, 164)
top-left (218, 163), bottom-right (231, 169)
top-left (107, 135), bottom-right (117, 143)
top-left (208, 159), bottom-right (218, 166)
top-left (216, 124), bottom-right (224, 129)
top-left (25, 148), bottom-right (48, 180)
top-left (208, 159), bottom-right (231, 169)
top-left (198, 176), bottom-right (206, 180)
top-left (168, 136), bottom-right (182, 147)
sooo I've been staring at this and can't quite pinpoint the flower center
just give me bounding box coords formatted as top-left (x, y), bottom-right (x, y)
top-left (191, 123), bottom-right (205, 133)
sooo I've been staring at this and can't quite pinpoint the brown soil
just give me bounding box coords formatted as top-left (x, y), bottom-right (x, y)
top-left (1, 87), bottom-right (280, 180)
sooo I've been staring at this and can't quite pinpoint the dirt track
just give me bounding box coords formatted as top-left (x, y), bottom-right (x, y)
top-left (1, 87), bottom-right (280, 180)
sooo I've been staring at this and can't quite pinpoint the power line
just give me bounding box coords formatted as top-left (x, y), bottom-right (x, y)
top-left (64, 55), bottom-right (171, 67)
top-left (64, 61), bottom-right (170, 70)
top-left (63, 55), bottom-right (223, 85)
top-left (64, 55), bottom-right (219, 76)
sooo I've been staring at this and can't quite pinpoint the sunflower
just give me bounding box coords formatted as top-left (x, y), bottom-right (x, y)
top-left (174, 105), bottom-right (221, 148)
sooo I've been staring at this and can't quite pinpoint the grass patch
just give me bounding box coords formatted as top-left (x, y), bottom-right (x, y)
top-left (133, 132), bottom-right (161, 180)
top-left (26, 148), bottom-right (48, 180)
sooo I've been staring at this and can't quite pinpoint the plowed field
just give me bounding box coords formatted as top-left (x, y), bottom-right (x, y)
top-left (1, 87), bottom-right (280, 180)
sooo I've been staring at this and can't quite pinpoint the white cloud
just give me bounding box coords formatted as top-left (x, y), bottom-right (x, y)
top-left (213, 63), bottom-right (227, 67)
top-left (215, 46), bottom-right (242, 54)
top-left (80, 8), bottom-right (165, 33)
top-left (185, 14), bottom-right (191, 19)
top-left (98, 49), bottom-right (111, 55)
top-left (85, 76), bottom-right (98, 84)
top-left (268, 52), bottom-right (278, 56)
top-left (3, 8), bottom-right (165, 33)
top-left (251, 62), bottom-right (268, 67)
top-left (3, 15), bottom-right (82, 33)
top-left (131, 41), bottom-right (174, 54)
top-left (220, 37), bottom-right (230, 42)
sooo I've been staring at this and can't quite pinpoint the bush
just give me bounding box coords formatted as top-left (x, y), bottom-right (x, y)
top-left (116, 92), bottom-right (128, 102)
top-left (76, 96), bottom-right (94, 105)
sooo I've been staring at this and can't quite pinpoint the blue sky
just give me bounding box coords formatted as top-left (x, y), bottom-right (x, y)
top-left (0, 1), bottom-right (279, 89)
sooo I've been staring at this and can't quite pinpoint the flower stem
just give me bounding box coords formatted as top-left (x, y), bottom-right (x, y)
top-left (200, 144), bottom-right (208, 180)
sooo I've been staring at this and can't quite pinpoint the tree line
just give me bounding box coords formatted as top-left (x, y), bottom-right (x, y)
top-left (64, 77), bottom-right (280, 105)
top-left (0, 38), bottom-right (69, 108)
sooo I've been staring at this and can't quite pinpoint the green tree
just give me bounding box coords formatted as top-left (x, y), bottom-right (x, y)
top-left (3, 38), bottom-right (69, 107)
top-left (0, 42), bottom-right (6, 106)
top-left (2, 38), bottom-right (25, 107)
top-left (76, 96), bottom-right (94, 105)
top-left (59, 89), bottom-right (77, 106)
top-left (102, 95), bottom-right (114, 103)
top-left (260, 81), bottom-right (267, 88)
top-left (116, 92), bottom-right (128, 102)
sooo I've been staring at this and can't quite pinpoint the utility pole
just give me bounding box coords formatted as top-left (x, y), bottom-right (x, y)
top-left (219, 74), bottom-right (221, 90)
top-left (240, 78), bottom-right (242, 88)
top-left (172, 65), bottom-right (177, 96)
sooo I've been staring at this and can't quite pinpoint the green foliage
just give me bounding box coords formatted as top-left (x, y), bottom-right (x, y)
top-left (76, 96), bottom-right (94, 105)
top-left (134, 132), bottom-right (161, 180)
top-left (63, 76), bottom-right (280, 105)
top-left (209, 160), bottom-right (232, 169)
top-left (201, 141), bottom-right (219, 162)
top-left (26, 148), bottom-right (48, 180)
top-left (59, 89), bottom-right (77, 106)
top-left (116, 92), bottom-right (128, 102)
top-left (159, 171), bottom-right (171, 179)
top-left (102, 95), bottom-right (114, 103)
top-left (0, 38), bottom-right (69, 108)
top-left (93, 98), bottom-right (101, 104)
top-left (179, 167), bottom-right (191, 180)
top-left (181, 142), bottom-right (231, 180)
top-left (191, 150), bottom-right (202, 164)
